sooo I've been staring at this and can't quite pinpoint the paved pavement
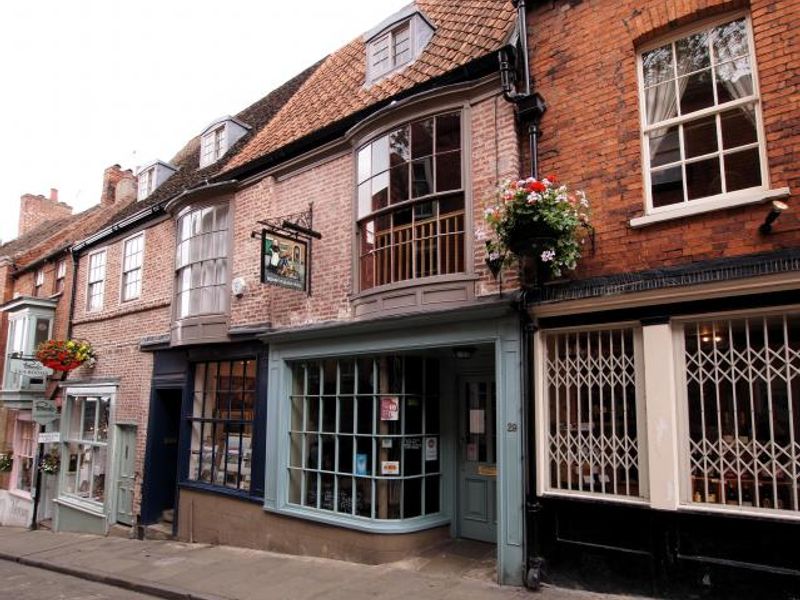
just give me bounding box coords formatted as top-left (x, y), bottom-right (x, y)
top-left (0, 560), bottom-right (154, 600)
top-left (0, 527), bottom-right (649, 600)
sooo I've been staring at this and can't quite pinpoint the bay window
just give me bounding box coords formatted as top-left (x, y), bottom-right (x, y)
top-left (61, 395), bottom-right (110, 506)
top-left (357, 112), bottom-right (464, 291)
top-left (288, 355), bottom-right (441, 522)
top-left (175, 204), bottom-right (229, 319)
top-left (682, 312), bottom-right (800, 514)
top-left (187, 360), bottom-right (256, 492)
top-left (639, 15), bottom-right (766, 212)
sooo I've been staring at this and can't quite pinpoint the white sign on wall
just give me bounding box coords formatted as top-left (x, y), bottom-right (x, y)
top-left (37, 432), bottom-right (60, 444)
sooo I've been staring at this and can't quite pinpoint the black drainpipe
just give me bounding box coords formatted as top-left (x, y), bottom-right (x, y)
top-left (499, 0), bottom-right (547, 589)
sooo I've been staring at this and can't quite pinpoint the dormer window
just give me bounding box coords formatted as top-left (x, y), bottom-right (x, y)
top-left (364, 6), bottom-right (434, 85)
top-left (198, 117), bottom-right (250, 168)
top-left (137, 160), bottom-right (177, 201)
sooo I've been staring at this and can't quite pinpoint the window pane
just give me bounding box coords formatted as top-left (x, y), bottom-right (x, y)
top-left (644, 80), bottom-right (677, 126)
top-left (371, 135), bottom-right (389, 175)
top-left (684, 115), bottom-right (718, 158)
top-left (435, 113), bottom-right (461, 153)
top-left (82, 400), bottom-right (97, 440)
top-left (404, 478), bottom-right (422, 518)
top-left (91, 446), bottom-right (107, 502)
top-left (724, 148), bottom-right (761, 192)
top-left (721, 105), bottom-right (757, 150)
top-left (371, 172), bottom-right (389, 212)
top-left (686, 157), bottom-right (722, 200)
top-left (411, 158), bottom-right (433, 198)
top-left (642, 44), bottom-right (674, 87)
top-left (411, 119), bottom-right (433, 159)
top-left (713, 19), bottom-right (749, 64)
top-left (390, 163), bottom-right (409, 204)
top-left (648, 126), bottom-right (680, 167)
top-left (651, 166), bottom-right (684, 207)
top-left (389, 126), bottom-right (409, 165)
top-left (676, 31), bottom-right (710, 75)
top-left (435, 150), bottom-right (461, 192)
top-left (358, 182), bottom-right (371, 218)
top-left (679, 69), bottom-right (714, 115)
top-left (715, 57), bottom-right (753, 104)
top-left (357, 145), bottom-right (372, 184)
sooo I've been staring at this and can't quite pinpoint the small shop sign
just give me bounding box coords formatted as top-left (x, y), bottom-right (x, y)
top-left (37, 431), bottom-right (61, 444)
top-left (380, 396), bottom-right (399, 421)
top-left (32, 399), bottom-right (59, 425)
top-left (261, 232), bottom-right (307, 291)
top-left (425, 437), bottom-right (438, 461)
top-left (381, 461), bottom-right (400, 476)
top-left (8, 357), bottom-right (48, 378)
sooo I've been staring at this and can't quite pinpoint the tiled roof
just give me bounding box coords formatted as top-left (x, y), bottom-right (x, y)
top-left (92, 61), bottom-right (321, 232)
top-left (223, 0), bottom-right (516, 173)
top-left (0, 207), bottom-right (102, 263)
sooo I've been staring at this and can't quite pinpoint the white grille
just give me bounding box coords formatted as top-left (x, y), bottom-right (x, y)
top-left (544, 327), bottom-right (645, 498)
top-left (684, 313), bottom-right (800, 513)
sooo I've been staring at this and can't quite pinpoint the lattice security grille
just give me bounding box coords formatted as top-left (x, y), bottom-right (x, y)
top-left (685, 313), bottom-right (800, 513)
top-left (544, 327), bottom-right (644, 498)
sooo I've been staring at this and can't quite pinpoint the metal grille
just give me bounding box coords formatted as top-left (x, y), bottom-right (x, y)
top-left (544, 327), bottom-right (644, 498)
top-left (684, 313), bottom-right (800, 512)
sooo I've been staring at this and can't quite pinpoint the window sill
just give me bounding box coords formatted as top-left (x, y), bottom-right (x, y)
top-left (678, 502), bottom-right (800, 523)
top-left (539, 489), bottom-right (650, 507)
top-left (629, 187), bottom-right (791, 228)
top-left (179, 480), bottom-right (263, 504)
top-left (268, 503), bottom-right (450, 534)
top-left (54, 496), bottom-right (105, 517)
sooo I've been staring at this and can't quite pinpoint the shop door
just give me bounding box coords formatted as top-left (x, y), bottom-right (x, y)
top-left (114, 425), bottom-right (137, 526)
top-left (457, 376), bottom-right (497, 543)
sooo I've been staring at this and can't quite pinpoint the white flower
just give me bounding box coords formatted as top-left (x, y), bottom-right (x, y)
top-left (541, 249), bottom-right (556, 262)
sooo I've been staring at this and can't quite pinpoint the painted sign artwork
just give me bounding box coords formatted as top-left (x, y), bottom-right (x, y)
top-left (262, 232), bottom-right (307, 291)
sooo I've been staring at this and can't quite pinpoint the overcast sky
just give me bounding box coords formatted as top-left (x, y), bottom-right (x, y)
top-left (0, 0), bottom-right (409, 244)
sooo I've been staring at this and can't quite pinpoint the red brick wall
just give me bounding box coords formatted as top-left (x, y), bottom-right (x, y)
top-left (18, 192), bottom-right (72, 237)
top-left (70, 220), bottom-right (175, 512)
top-left (526, 0), bottom-right (799, 278)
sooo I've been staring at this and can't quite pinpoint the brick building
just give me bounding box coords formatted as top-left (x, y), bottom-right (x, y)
top-left (0, 166), bottom-right (137, 528)
top-left (519, 0), bottom-right (799, 597)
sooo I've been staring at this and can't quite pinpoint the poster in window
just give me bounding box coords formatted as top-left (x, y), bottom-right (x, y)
top-left (425, 436), bottom-right (438, 461)
top-left (261, 232), bottom-right (307, 291)
top-left (381, 460), bottom-right (400, 476)
top-left (380, 396), bottom-right (399, 421)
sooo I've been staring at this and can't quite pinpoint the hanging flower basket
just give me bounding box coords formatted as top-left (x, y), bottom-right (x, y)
top-left (38, 450), bottom-right (60, 474)
top-left (35, 339), bottom-right (96, 372)
top-left (484, 174), bottom-right (592, 282)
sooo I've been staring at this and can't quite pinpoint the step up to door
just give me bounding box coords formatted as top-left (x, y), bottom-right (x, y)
top-left (162, 509), bottom-right (175, 524)
top-left (108, 524), bottom-right (135, 539)
top-left (144, 521), bottom-right (175, 541)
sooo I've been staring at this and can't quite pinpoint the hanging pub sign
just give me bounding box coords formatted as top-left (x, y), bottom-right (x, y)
top-left (261, 232), bottom-right (307, 291)
top-left (254, 203), bottom-right (321, 296)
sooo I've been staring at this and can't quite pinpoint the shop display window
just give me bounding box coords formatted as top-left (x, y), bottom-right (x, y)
top-left (188, 360), bottom-right (256, 492)
top-left (544, 327), bottom-right (646, 499)
top-left (288, 355), bottom-right (441, 521)
top-left (61, 396), bottom-right (109, 505)
top-left (684, 313), bottom-right (800, 513)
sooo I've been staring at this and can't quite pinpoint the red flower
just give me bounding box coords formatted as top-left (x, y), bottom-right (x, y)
top-left (527, 181), bottom-right (546, 193)
top-left (545, 173), bottom-right (558, 183)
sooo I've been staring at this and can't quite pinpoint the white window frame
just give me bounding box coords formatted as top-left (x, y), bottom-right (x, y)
top-left (9, 413), bottom-right (35, 496)
top-left (137, 167), bottom-right (155, 201)
top-left (54, 259), bottom-right (66, 294)
top-left (86, 249), bottom-right (107, 312)
top-left (33, 268), bottom-right (44, 296)
top-left (57, 387), bottom-right (115, 513)
top-left (534, 322), bottom-right (649, 506)
top-left (673, 305), bottom-right (800, 522)
top-left (367, 20), bottom-right (414, 83)
top-left (631, 12), bottom-right (787, 228)
top-left (2, 307), bottom-right (53, 391)
top-left (200, 125), bottom-right (227, 168)
top-left (120, 232), bottom-right (145, 302)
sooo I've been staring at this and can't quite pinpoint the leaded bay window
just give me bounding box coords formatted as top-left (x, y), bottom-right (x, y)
top-left (357, 112), bottom-right (464, 291)
top-left (175, 204), bottom-right (229, 319)
top-left (288, 356), bottom-right (441, 521)
top-left (62, 396), bottom-right (109, 505)
top-left (544, 327), bottom-right (646, 499)
top-left (121, 233), bottom-right (144, 301)
top-left (684, 313), bottom-right (800, 513)
top-left (87, 250), bottom-right (106, 311)
top-left (188, 360), bottom-right (256, 492)
top-left (639, 16), bottom-right (764, 210)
